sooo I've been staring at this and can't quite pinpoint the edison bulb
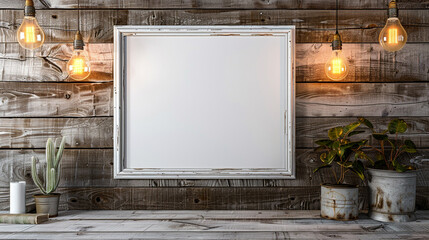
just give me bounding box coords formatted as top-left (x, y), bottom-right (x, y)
top-left (67, 50), bottom-right (91, 80)
top-left (17, 16), bottom-right (45, 50)
top-left (379, 17), bottom-right (407, 52)
top-left (325, 50), bottom-right (349, 81)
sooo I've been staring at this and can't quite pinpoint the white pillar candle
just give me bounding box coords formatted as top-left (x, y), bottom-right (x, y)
top-left (10, 181), bottom-right (26, 214)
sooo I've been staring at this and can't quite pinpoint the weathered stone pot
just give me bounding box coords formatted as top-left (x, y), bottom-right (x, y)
top-left (368, 169), bottom-right (416, 222)
top-left (34, 193), bottom-right (60, 217)
top-left (320, 184), bottom-right (359, 221)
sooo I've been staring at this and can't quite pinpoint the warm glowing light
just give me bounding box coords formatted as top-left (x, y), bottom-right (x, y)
top-left (71, 58), bottom-right (85, 74)
top-left (325, 50), bottom-right (349, 81)
top-left (379, 18), bottom-right (407, 52)
top-left (388, 28), bottom-right (398, 44)
top-left (25, 26), bottom-right (36, 43)
top-left (379, 1), bottom-right (407, 52)
top-left (332, 58), bottom-right (342, 74)
top-left (67, 50), bottom-right (91, 80)
top-left (379, 18), bottom-right (406, 52)
top-left (17, 16), bottom-right (45, 50)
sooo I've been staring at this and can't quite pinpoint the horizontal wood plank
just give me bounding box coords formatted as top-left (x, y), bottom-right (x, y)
top-left (3, 116), bottom-right (429, 150)
top-left (0, 217), bottom-right (412, 232)
top-left (296, 43), bottom-right (429, 82)
top-left (1, 0), bottom-right (427, 10)
top-left (2, 42), bottom-right (427, 83)
top-left (0, 149), bottom-right (320, 188)
top-left (3, 232), bottom-right (429, 240)
top-left (0, 10), bottom-right (428, 43)
top-left (1, 210), bottom-right (429, 239)
top-left (1, 149), bottom-right (428, 189)
top-left (296, 82), bottom-right (429, 117)
top-left (58, 186), bottom-right (339, 210)
top-left (0, 168), bottom-right (427, 211)
top-left (296, 117), bottom-right (429, 149)
top-left (54, 209), bottom-right (322, 220)
top-left (0, 43), bottom-right (112, 82)
top-left (29, 186), bottom-right (428, 210)
top-left (0, 82), bottom-right (112, 117)
top-left (50, 209), bottom-right (429, 221)
top-left (0, 117), bottom-right (112, 148)
top-left (3, 82), bottom-right (429, 117)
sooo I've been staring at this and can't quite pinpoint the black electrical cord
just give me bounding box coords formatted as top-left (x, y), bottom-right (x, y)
top-left (77, 0), bottom-right (80, 32)
top-left (336, 0), bottom-right (338, 34)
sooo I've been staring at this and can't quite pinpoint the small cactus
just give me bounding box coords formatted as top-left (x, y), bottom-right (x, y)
top-left (31, 137), bottom-right (66, 195)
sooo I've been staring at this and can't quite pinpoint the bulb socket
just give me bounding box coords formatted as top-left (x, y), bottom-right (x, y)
top-left (388, 0), bottom-right (398, 18)
top-left (73, 31), bottom-right (85, 50)
top-left (24, 0), bottom-right (35, 17)
top-left (331, 33), bottom-right (342, 51)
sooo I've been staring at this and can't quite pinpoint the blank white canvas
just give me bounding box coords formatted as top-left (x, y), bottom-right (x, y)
top-left (125, 35), bottom-right (287, 169)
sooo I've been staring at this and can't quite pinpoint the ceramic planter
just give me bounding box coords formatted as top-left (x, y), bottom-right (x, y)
top-left (320, 184), bottom-right (359, 220)
top-left (34, 193), bottom-right (60, 217)
top-left (368, 169), bottom-right (416, 222)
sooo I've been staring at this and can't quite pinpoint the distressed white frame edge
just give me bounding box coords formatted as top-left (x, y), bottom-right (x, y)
top-left (114, 26), bottom-right (295, 179)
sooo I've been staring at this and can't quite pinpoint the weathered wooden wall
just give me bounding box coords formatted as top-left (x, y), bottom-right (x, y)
top-left (0, 0), bottom-right (428, 210)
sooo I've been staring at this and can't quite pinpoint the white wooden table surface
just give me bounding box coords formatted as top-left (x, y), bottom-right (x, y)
top-left (0, 210), bottom-right (428, 239)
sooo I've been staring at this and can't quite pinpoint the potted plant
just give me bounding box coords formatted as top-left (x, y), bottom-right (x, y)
top-left (360, 118), bottom-right (417, 222)
top-left (314, 120), bottom-right (369, 220)
top-left (31, 137), bottom-right (65, 217)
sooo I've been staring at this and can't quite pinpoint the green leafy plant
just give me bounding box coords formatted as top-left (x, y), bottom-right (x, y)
top-left (31, 137), bottom-right (66, 195)
top-left (359, 118), bottom-right (417, 172)
top-left (314, 120), bottom-right (370, 184)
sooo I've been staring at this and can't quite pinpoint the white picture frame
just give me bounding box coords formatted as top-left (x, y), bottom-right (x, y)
top-left (114, 26), bottom-right (295, 179)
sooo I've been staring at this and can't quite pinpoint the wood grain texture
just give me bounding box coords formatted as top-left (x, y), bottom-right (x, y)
top-left (0, 186), bottom-right (38, 212)
top-left (0, 43), bottom-right (112, 82)
top-left (0, 149), bottom-right (318, 188)
top-left (2, 52), bottom-right (428, 118)
top-left (296, 117), bottom-right (429, 149)
top-left (296, 82), bottom-right (429, 117)
top-left (58, 186), bottom-right (329, 210)
top-left (40, 186), bottom-right (429, 210)
top-left (2, 43), bottom-right (428, 83)
top-left (0, 146), bottom-right (427, 210)
top-left (0, 82), bottom-right (112, 117)
top-left (2, 210), bottom-right (429, 239)
top-left (0, 0), bottom-right (428, 212)
top-left (5, 82), bottom-right (429, 118)
top-left (296, 43), bottom-right (429, 82)
top-left (4, 117), bottom-right (428, 150)
top-left (0, 10), bottom-right (428, 43)
top-left (1, 0), bottom-right (428, 10)
top-left (32, 186), bottom-right (429, 210)
top-left (0, 117), bottom-right (112, 148)
top-left (1, 149), bottom-right (428, 189)
top-left (0, 149), bottom-right (114, 187)
top-left (5, 232), bottom-right (429, 240)
top-left (54, 209), bottom-right (322, 220)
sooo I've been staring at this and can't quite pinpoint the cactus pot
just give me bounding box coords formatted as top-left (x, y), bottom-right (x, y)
top-left (368, 169), bottom-right (416, 222)
top-left (34, 193), bottom-right (60, 217)
top-left (320, 184), bottom-right (359, 221)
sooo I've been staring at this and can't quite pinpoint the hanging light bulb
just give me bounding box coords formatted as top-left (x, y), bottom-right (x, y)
top-left (325, 33), bottom-right (349, 81)
top-left (17, 0), bottom-right (45, 50)
top-left (325, 0), bottom-right (349, 81)
top-left (66, 31), bottom-right (91, 80)
top-left (379, 0), bottom-right (407, 52)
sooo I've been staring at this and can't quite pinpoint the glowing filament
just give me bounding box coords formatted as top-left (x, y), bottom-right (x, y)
top-left (71, 58), bottom-right (85, 74)
top-left (332, 58), bottom-right (342, 74)
top-left (25, 26), bottom-right (36, 43)
top-left (388, 28), bottom-right (398, 44)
